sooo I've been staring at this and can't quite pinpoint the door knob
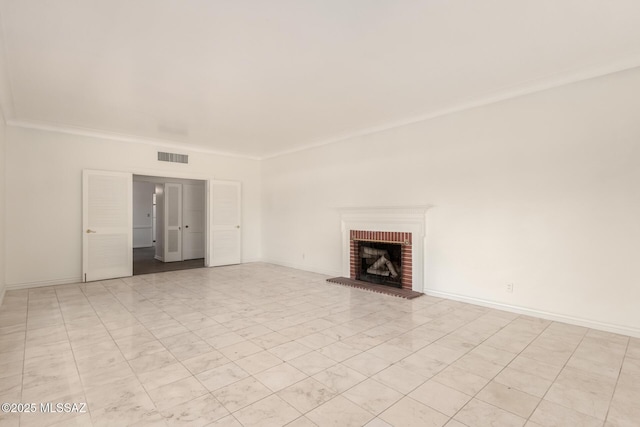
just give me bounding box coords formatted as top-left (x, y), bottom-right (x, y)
top-left (185, 225), bottom-right (189, 228)
top-left (86, 229), bottom-right (96, 234)
top-left (236, 225), bottom-right (240, 229)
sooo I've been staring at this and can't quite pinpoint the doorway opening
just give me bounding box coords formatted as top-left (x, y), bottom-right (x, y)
top-left (83, 169), bottom-right (242, 282)
top-left (133, 175), bottom-right (206, 275)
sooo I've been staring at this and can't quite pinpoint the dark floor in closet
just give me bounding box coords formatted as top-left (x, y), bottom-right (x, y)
top-left (133, 247), bottom-right (204, 275)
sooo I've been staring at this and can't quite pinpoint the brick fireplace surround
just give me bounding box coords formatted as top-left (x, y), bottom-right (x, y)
top-left (350, 230), bottom-right (413, 290)
top-left (340, 206), bottom-right (429, 293)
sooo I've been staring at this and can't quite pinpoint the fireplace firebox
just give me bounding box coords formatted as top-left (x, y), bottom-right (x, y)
top-left (357, 242), bottom-right (402, 288)
top-left (350, 230), bottom-right (413, 290)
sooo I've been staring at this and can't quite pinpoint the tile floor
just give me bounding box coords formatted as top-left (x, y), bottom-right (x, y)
top-left (0, 263), bottom-right (638, 427)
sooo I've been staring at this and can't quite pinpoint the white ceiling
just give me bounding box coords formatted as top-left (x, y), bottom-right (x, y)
top-left (1, 1), bottom-right (639, 159)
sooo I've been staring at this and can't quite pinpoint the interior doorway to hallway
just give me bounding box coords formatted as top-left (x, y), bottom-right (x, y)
top-left (83, 169), bottom-right (242, 282)
top-left (132, 175), bottom-right (206, 275)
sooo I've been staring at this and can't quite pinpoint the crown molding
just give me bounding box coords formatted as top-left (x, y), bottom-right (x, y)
top-left (3, 55), bottom-right (640, 161)
top-left (263, 56), bottom-right (640, 160)
top-left (5, 119), bottom-right (261, 161)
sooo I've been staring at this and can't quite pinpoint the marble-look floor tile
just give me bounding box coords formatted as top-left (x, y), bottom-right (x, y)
top-left (363, 418), bottom-right (393, 427)
top-left (312, 364), bottom-right (367, 393)
top-left (454, 398), bottom-right (526, 427)
top-left (0, 264), bottom-right (637, 427)
top-left (288, 351), bottom-right (337, 376)
top-left (529, 399), bottom-right (603, 427)
top-left (476, 381), bottom-right (540, 419)
top-left (147, 376), bottom-right (209, 411)
top-left (372, 363), bottom-right (427, 394)
top-left (317, 341), bottom-right (361, 362)
top-left (84, 375), bottom-right (147, 411)
top-left (306, 395), bottom-right (374, 427)
top-left (219, 340), bottom-right (263, 361)
top-left (268, 341), bottom-right (313, 361)
top-left (137, 362), bottom-right (192, 391)
top-left (208, 415), bottom-right (243, 427)
top-left (409, 379), bottom-right (472, 417)
top-left (233, 395), bottom-right (301, 427)
top-left (433, 365), bottom-right (491, 395)
top-left (196, 362), bottom-right (249, 391)
top-left (493, 366), bottom-right (554, 398)
top-left (128, 349), bottom-right (177, 374)
top-left (159, 393), bottom-right (229, 426)
top-left (342, 378), bottom-right (403, 415)
top-left (212, 376), bottom-right (273, 412)
top-left (90, 393), bottom-right (157, 427)
top-left (277, 377), bottom-right (337, 413)
top-left (342, 352), bottom-right (392, 377)
top-left (235, 350), bottom-right (283, 375)
top-left (254, 363), bottom-right (308, 392)
top-left (379, 396), bottom-right (449, 427)
top-left (181, 350), bottom-right (230, 374)
top-left (117, 339), bottom-right (166, 360)
top-left (285, 416), bottom-right (319, 427)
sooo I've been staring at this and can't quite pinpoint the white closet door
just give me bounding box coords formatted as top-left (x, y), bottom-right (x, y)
top-left (210, 180), bottom-right (241, 266)
top-left (182, 183), bottom-right (205, 260)
top-left (82, 170), bottom-right (132, 282)
top-left (164, 183), bottom-right (183, 262)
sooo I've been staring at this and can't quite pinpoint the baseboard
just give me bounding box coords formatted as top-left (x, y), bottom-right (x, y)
top-left (425, 289), bottom-right (640, 339)
top-left (240, 257), bottom-right (263, 264)
top-left (6, 277), bottom-right (83, 291)
top-left (154, 255), bottom-right (164, 262)
top-left (261, 258), bottom-right (341, 278)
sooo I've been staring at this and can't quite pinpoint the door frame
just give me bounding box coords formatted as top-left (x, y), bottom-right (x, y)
top-left (131, 172), bottom-right (212, 268)
top-left (111, 169), bottom-right (216, 271)
top-left (86, 167), bottom-right (244, 279)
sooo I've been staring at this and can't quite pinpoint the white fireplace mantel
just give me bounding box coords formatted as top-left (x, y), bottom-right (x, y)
top-left (339, 206), bottom-right (430, 292)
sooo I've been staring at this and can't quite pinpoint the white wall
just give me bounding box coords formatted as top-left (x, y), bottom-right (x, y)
top-left (0, 111), bottom-right (5, 304)
top-left (5, 127), bottom-right (262, 287)
top-left (262, 67), bottom-right (640, 335)
top-left (132, 181), bottom-right (155, 248)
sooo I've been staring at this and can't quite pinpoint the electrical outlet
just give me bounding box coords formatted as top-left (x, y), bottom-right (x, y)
top-left (505, 283), bottom-right (514, 293)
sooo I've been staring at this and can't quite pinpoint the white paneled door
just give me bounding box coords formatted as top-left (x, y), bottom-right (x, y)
top-left (82, 170), bottom-right (133, 282)
top-left (210, 180), bottom-right (241, 266)
top-left (182, 183), bottom-right (205, 260)
top-left (164, 183), bottom-right (183, 262)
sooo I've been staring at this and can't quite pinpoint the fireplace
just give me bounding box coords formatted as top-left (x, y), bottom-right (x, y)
top-left (340, 206), bottom-right (428, 293)
top-left (350, 230), bottom-right (413, 290)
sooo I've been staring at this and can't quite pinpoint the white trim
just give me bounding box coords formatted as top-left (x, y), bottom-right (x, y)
top-left (340, 206), bottom-right (430, 293)
top-left (261, 258), bottom-right (342, 277)
top-left (426, 289), bottom-right (640, 339)
top-left (263, 60), bottom-right (640, 160)
top-left (6, 277), bottom-right (83, 290)
top-left (6, 119), bottom-right (261, 160)
top-left (240, 257), bottom-right (266, 264)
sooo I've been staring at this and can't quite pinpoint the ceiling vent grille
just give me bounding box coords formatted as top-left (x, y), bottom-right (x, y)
top-left (158, 152), bottom-right (188, 164)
